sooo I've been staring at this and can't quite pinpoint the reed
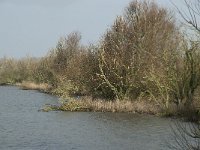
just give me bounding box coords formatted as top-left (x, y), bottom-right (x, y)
top-left (57, 97), bottom-right (159, 114)
top-left (17, 81), bottom-right (51, 92)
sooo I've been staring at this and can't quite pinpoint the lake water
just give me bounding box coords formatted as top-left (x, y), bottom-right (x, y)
top-left (0, 86), bottom-right (179, 150)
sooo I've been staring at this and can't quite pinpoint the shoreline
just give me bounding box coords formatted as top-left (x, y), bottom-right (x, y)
top-left (41, 98), bottom-right (160, 115)
top-left (1, 82), bottom-right (161, 115)
top-left (2, 82), bottom-right (199, 122)
top-left (19, 82), bottom-right (160, 114)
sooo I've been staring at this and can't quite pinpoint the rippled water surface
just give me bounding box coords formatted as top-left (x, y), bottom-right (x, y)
top-left (0, 86), bottom-right (178, 150)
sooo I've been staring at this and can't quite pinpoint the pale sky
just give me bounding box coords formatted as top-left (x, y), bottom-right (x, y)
top-left (0, 0), bottom-right (185, 58)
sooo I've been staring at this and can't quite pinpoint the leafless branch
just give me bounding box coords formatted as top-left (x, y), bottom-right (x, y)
top-left (171, 0), bottom-right (200, 32)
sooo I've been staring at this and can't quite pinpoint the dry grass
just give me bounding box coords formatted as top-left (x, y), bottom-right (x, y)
top-left (17, 81), bottom-right (51, 92)
top-left (57, 97), bottom-right (160, 114)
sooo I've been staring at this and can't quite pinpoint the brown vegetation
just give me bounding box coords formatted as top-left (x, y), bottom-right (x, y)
top-left (0, 0), bottom-right (200, 117)
top-left (17, 81), bottom-right (51, 92)
top-left (41, 97), bottom-right (159, 114)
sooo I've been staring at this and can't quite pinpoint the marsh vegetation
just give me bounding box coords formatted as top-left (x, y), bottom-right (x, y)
top-left (1, 0), bottom-right (200, 120)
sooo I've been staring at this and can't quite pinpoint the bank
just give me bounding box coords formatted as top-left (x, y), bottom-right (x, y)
top-left (13, 82), bottom-right (189, 118)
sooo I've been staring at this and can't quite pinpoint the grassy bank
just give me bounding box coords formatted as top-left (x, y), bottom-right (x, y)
top-left (15, 81), bottom-right (200, 121)
top-left (16, 81), bottom-right (160, 114)
top-left (40, 97), bottom-right (160, 114)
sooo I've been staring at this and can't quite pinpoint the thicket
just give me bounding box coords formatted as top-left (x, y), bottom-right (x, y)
top-left (1, 0), bottom-right (200, 114)
top-left (0, 57), bottom-right (38, 84)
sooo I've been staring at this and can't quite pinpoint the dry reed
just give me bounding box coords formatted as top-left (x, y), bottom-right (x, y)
top-left (58, 97), bottom-right (160, 114)
top-left (17, 81), bottom-right (51, 92)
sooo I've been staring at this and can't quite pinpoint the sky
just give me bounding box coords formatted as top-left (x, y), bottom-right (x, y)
top-left (0, 0), bottom-right (185, 58)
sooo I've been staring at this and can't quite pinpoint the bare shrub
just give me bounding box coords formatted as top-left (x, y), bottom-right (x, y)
top-left (77, 45), bottom-right (100, 97)
top-left (46, 31), bottom-right (89, 96)
top-left (98, 0), bottom-right (182, 102)
top-left (33, 52), bottom-right (57, 86)
top-left (0, 57), bottom-right (38, 84)
top-left (52, 32), bottom-right (81, 75)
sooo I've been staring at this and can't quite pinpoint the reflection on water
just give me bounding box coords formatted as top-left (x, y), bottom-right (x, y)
top-left (0, 86), bottom-right (178, 150)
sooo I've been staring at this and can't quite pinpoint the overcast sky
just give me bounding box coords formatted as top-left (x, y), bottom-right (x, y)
top-left (0, 0), bottom-right (185, 58)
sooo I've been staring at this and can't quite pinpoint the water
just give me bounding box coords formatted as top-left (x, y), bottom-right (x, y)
top-left (0, 86), bottom-right (178, 150)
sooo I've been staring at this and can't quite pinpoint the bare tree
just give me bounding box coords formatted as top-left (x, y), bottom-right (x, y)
top-left (98, 0), bottom-right (181, 102)
top-left (172, 0), bottom-right (200, 32)
top-left (171, 1), bottom-right (200, 150)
